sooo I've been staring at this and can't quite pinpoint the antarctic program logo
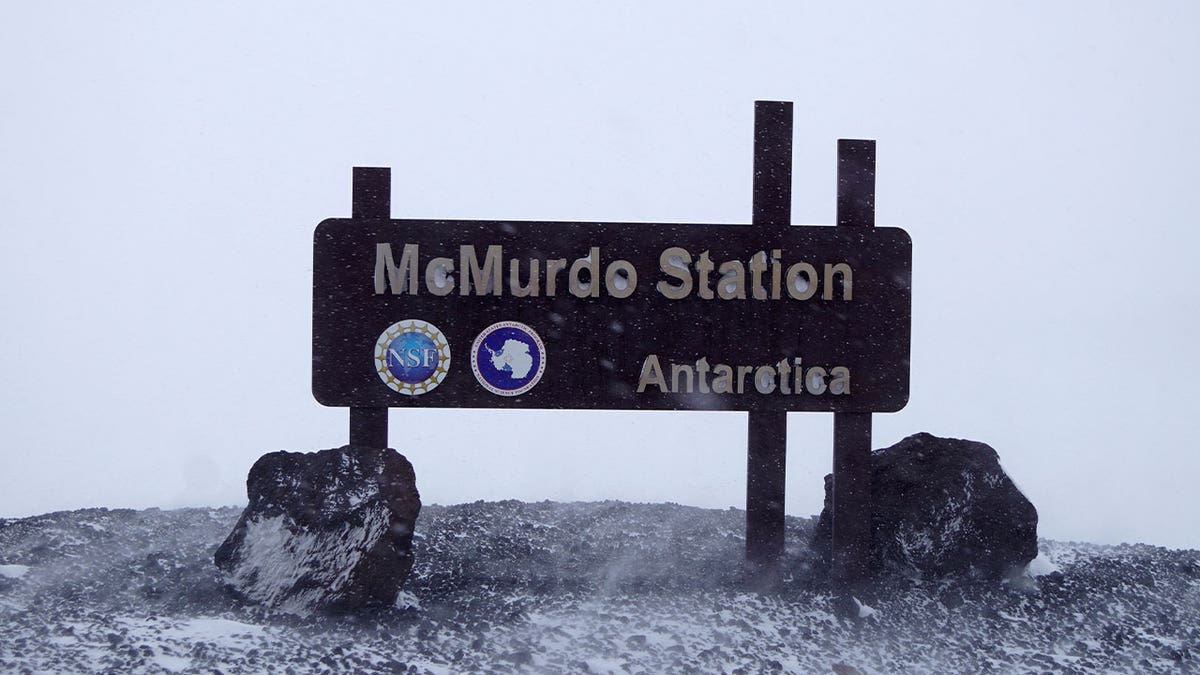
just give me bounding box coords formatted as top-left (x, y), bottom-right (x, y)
top-left (471, 321), bottom-right (546, 397)
top-left (374, 319), bottom-right (451, 396)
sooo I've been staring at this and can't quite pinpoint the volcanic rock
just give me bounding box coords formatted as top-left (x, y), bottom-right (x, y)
top-left (214, 445), bottom-right (420, 613)
top-left (812, 433), bottom-right (1038, 580)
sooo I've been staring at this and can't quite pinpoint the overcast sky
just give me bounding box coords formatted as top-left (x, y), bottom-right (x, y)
top-left (3, 3), bottom-right (1198, 550)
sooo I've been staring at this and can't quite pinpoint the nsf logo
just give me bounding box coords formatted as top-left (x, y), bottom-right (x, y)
top-left (374, 319), bottom-right (450, 396)
top-left (471, 321), bottom-right (546, 397)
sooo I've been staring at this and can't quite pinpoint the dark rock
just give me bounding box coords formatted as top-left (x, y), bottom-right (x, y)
top-left (938, 587), bottom-right (965, 609)
top-left (501, 650), bottom-right (533, 666)
top-left (214, 445), bottom-right (420, 613)
top-left (811, 433), bottom-right (1037, 580)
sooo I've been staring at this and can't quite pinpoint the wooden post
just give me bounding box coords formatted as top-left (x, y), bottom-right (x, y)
top-left (832, 140), bottom-right (875, 611)
top-left (745, 101), bottom-right (792, 590)
top-left (349, 167), bottom-right (391, 449)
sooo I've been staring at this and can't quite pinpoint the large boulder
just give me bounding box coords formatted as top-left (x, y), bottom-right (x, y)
top-left (214, 445), bottom-right (420, 613)
top-left (811, 433), bottom-right (1038, 580)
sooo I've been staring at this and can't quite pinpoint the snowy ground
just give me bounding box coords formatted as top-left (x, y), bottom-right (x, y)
top-left (1, 501), bottom-right (1198, 673)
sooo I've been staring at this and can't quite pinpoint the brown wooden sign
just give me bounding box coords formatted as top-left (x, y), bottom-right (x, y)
top-left (312, 219), bottom-right (910, 413)
top-left (311, 101), bottom-right (908, 607)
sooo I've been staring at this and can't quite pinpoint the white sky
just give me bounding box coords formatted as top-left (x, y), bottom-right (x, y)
top-left (2, 3), bottom-right (1198, 549)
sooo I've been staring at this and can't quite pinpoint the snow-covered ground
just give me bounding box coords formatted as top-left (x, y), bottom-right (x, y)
top-left (1, 502), bottom-right (1197, 673)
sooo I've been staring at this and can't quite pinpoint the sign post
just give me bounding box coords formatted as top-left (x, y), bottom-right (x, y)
top-left (348, 167), bottom-right (392, 449)
top-left (312, 102), bottom-right (910, 605)
top-left (832, 140), bottom-right (878, 608)
top-left (745, 101), bottom-right (792, 590)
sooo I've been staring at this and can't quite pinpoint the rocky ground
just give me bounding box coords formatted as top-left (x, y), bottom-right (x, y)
top-left (1, 501), bottom-right (1198, 673)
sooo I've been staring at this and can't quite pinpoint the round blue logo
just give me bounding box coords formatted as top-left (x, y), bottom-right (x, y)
top-left (374, 319), bottom-right (450, 396)
top-left (385, 331), bottom-right (439, 383)
top-left (470, 321), bottom-right (546, 396)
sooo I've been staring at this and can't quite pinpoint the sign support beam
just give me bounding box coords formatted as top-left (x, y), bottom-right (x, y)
top-left (745, 101), bottom-right (792, 590)
top-left (832, 140), bottom-right (876, 611)
top-left (349, 167), bottom-right (391, 449)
